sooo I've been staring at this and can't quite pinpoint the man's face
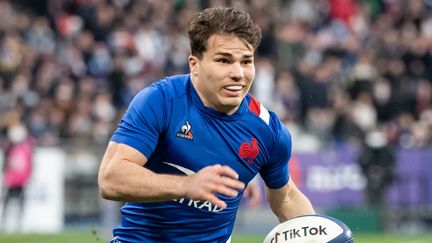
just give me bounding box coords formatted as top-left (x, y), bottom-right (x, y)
top-left (189, 34), bottom-right (255, 115)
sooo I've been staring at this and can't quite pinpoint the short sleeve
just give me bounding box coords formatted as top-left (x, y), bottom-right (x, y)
top-left (111, 85), bottom-right (167, 158)
top-left (259, 120), bottom-right (291, 189)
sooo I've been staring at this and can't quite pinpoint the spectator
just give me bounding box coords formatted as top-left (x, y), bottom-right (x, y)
top-left (0, 0), bottom-right (430, 150)
top-left (357, 128), bottom-right (396, 207)
top-left (1, 122), bottom-right (34, 232)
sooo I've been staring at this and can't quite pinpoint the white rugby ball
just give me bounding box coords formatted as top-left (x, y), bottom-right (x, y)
top-left (263, 214), bottom-right (354, 243)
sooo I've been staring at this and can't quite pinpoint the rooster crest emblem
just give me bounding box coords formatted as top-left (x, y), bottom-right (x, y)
top-left (239, 138), bottom-right (259, 164)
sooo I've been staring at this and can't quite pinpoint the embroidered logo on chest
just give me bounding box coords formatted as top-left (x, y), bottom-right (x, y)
top-left (176, 121), bottom-right (193, 140)
top-left (239, 138), bottom-right (259, 164)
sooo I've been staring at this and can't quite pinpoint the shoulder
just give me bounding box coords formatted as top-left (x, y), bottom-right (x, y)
top-left (151, 74), bottom-right (190, 99)
top-left (246, 94), bottom-right (271, 126)
top-left (246, 94), bottom-right (291, 145)
top-left (131, 74), bottom-right (190, 107)
top-left (246, 94), bottom-right (284, 132)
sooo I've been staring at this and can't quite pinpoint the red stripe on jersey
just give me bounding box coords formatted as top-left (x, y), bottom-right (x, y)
top-left (248, 96), bottom-right (261, 116)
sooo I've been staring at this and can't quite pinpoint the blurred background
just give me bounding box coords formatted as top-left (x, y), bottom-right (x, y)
top-left (0, 0), bottom-right (432, 242)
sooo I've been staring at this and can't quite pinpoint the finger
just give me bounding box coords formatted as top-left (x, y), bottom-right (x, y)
top-left (219, 176), bottom-right (245, 191)
top-left (210, 164), bottom-right (222, 170)
top-left (218, 165), bottom-right (240, 179)
top-left (205, 193), bottom-right (227, 209)
top-left (214, 184), bottom-right (240, 198)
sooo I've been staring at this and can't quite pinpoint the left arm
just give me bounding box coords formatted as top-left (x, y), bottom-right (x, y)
top-left (266, 178), bottom-right (315, 222)
top-left (263, 115), bottom-right (314, 222)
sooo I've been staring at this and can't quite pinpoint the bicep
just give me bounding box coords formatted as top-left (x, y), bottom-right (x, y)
top-left (265, 179), bottom-right (292, 206)
top-left (265, 179), bottom-right (295, 221)
top-left (260, 119), bottom-right (291, 188)
top-left (111, 85), bottom-right (167, 158)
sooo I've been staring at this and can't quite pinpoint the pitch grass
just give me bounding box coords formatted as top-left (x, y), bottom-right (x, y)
top-left (0, 231), bottom-right (432, 243)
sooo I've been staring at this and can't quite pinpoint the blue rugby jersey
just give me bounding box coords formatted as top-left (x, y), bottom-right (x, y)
top-left (110, 74), bottom-right (292, 242)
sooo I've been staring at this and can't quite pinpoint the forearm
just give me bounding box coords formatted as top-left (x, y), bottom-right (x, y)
top-left (99, 160), bottom-right (187, 202)
top-left (98, 142), bottom-right (188, 202)
top-left (271, 189), bottom-right (315, 222)
top-left (98, 142), bottom-right (244, 208)
top-left (267, 180), bottom-right (315, 222)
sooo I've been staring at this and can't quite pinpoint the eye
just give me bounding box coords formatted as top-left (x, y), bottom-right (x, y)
top-left (217, 58), bottom-right (229, 64)
top-left (242, 59), bottom-right (253, 65)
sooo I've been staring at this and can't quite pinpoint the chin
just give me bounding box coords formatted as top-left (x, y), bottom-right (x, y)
top-left (220, 98), bottom-right (243, 109)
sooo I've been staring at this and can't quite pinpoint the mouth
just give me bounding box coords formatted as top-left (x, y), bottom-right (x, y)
top-left (224, 85), bottom-right (244, 92)
top-left (223, 85), bottom-right (245, 97)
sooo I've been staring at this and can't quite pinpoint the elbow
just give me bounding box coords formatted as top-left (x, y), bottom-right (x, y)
top-left (98, 182), bottom-right (112, 200)
top-left (98, 172), bottom-right (118, 200)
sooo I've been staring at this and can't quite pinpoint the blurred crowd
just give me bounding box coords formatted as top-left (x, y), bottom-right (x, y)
top-left (1, 0), bottom-right (432, 150)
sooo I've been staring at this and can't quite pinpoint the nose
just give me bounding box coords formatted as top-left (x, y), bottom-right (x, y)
top-left (229, 62), bottom-right (244, 81)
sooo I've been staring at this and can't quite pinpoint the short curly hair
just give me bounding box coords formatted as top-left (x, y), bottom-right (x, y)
top-left (187, 7), bottom-right (262, 58)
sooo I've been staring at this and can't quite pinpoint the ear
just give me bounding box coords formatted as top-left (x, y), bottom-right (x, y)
top-left (188, 55), bottom-right (199, 76)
